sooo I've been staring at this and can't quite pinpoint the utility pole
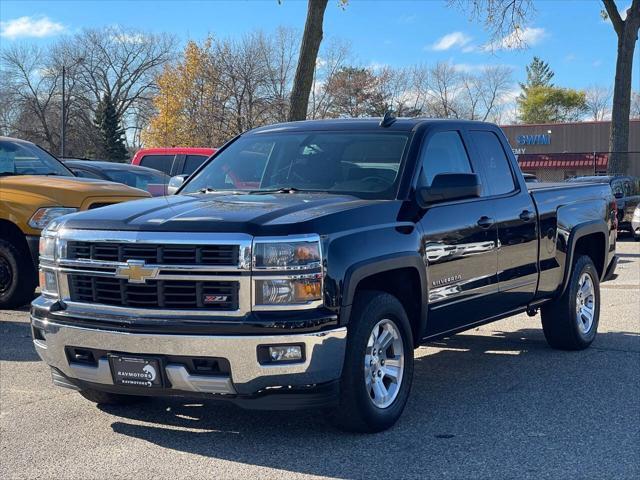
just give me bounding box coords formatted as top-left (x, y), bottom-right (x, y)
top-left (60, 65), bottom-right (66, 158)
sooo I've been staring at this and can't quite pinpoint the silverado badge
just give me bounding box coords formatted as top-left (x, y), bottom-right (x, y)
top-left (115, 260), bottom-right (159, 284)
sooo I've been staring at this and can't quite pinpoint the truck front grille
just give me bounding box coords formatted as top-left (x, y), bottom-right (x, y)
top-left (69, 275), bottom-right (239, 310)
top-left (67, 241), bottom-right (239, 266)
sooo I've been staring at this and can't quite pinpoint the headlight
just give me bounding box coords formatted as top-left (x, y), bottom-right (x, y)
top-left (252, 236), bottom-right (323, 309)
top-left (253, 240), bottom-right (320, 270)
top-left (255, 275), bottom-right (322, 306)
top-left (39, 235), bottom-right (57, 260)
top-left (28, 207), bottom-right (77, 230)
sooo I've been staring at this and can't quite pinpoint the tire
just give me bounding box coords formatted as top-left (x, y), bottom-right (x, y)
top-left (79, 388), bottom-right (144, 406)
top-left (541, 255), bottom-right (600, 350)
top-left (331, 290), bottom-right (414, 433)
top-left (0, 238), bottom-right (36, 309)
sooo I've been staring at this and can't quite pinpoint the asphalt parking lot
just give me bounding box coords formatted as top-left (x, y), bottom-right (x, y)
top-left (1, 239), bottom-right (638, 479)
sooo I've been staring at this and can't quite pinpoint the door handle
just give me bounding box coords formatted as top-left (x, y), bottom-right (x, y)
top-left (519, 210), bottom-right (535, 222)
top-left (477, 216), bottom-right (495, 229)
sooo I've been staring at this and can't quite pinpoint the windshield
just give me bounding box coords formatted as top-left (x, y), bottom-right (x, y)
top-left (181, 131), bottom-right (410, 199)
top-left (0, 140), bottom-right (74, 177)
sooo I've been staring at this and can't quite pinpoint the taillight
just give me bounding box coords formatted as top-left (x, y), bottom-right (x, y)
top-left (611, 200), bottom-right (618, 230)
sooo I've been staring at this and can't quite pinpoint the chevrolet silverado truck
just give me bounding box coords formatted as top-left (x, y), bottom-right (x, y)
top-left (31, 118), bottom-right (618, 432)
top-left (1, 136), bottom-right (150, 308)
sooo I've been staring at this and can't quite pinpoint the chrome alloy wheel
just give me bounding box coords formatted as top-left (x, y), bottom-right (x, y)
top-left (364, 318), bottom-right (405, 409)
top-left (576, 272), bottom-right (596, 334)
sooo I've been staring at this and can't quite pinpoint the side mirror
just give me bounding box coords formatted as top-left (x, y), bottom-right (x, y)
top-left (167, 174), bottom-right (187, 195)
top-left (417, 173), bottom-right (481, 207)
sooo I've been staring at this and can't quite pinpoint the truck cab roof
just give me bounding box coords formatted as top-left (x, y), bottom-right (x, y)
top-left (250, 118), bottom-right (498, 134)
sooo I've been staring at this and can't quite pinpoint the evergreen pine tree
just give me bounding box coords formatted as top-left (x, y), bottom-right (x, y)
top-left (517, 57), bottom-right (558, 123)
top-left (519, 57), bottom-right (555, 91)
top-left (94, 92), bottom-right (129, 162)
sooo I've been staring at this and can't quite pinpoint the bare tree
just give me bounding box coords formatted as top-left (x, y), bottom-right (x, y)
top-left (1, 44), bottom-right (60, 149)
top-left (374, 67), bottom-right (413, 116)
top-left (602, 0), bottom-right (640, 173)
top-left (425, 62), bottom-right (464, 118)
top-left (449, 0), bottom-right (535, 49)
top-left (289, 0), bottom-right (329, 121)
top-left (73, 27), bottom-right (175, 129)
top-left (585, 85), bottom-right (613, 121)
top-left (309, 38), bottom-right (351, 119)
top-left (258, 27), bottom-right (299, 123)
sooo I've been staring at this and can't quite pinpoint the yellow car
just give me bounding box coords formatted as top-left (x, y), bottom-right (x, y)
top-left (0, 136), bottom-right (151, 308)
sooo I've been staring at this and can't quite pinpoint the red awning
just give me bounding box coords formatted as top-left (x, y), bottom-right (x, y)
top-left (517, 153), bottom-right (609, 170)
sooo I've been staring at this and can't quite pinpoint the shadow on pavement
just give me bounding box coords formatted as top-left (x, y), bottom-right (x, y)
top-left (0, 319), bottom-right (39, 362)
top-left (101, 328), bottom-right (640, 479)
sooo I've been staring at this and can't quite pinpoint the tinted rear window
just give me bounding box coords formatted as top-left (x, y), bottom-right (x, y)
top-left (139, 154), bottom-right (174, 174)
top-left (470, 131), bottom-right (516, 196)
top-left (183, 155), bottom-right (208, 175)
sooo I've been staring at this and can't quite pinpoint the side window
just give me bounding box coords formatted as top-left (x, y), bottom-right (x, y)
top-left (623, 180), bottom-right (632, 196)
top-left (470, 130), bottom-right (516, 196)
top-left (183, 155), bottom-right (208, 175)
top-left (419, 131), bottom-right (472, 186)
top-left (139, 154), bottom-right (174, 174)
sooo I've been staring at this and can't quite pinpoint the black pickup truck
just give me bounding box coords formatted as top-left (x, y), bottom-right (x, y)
top-left (31, 118), bottom-right (618, 432)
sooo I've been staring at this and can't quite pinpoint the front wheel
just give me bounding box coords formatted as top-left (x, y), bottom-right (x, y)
top-left (0, 239), bottom-right (36, 309)
top-left (331, 290), bottom-right (414, 433)
top-left (541, 255), bottom-right (600, 350)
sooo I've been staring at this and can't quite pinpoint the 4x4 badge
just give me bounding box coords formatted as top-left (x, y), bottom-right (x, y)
top-left (115, 260), bottom-right (159, 284)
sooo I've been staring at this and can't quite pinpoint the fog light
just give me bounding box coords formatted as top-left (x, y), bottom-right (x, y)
top-left (257, 344), bottom-right (305, 365)
top-left (270, 345), bottom-right (302, 361)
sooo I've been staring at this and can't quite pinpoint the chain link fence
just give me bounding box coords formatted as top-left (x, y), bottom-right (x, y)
top-left (515, 151), bottom-right (640, 182)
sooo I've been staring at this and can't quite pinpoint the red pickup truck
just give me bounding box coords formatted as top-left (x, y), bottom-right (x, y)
top-left (131, 147), bottom-right (216, 177)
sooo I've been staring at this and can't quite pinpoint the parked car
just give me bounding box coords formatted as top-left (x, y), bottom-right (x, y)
top-left (32, 118), bottom-right (617, 433)
top-left (0, 136), bottom-right (150, 308)
top-left (632, 205), bottom-right (640, 240)
top-left (566, 175), bottom-right (640, 233)
top-left (63, 159), bottom-right (170, 196)
top-left (131, 147), bottom-right (216, 177)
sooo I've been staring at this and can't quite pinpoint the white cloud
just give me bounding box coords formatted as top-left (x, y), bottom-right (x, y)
top-left (0, 16), bottom-right (66, 39)
top-left (486, 27), bottom-right (547, 51)
top-left (430, 32), bottom-right (472, 51)
top-left (452, 62), bottom-right (513, 73)
top-left (111, 32), bottom-right (145, 44)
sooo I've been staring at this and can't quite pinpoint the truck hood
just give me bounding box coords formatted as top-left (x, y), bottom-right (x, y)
top-left (60, 192), bottom-right (379, 234)
top-left (1, 175), bottom-right (148, 206)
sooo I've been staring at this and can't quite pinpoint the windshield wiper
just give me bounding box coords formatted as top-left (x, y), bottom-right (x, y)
top-left (249, 187), bottom-right (304, 195)
top-left (197, 186), bottom-right (245, 195)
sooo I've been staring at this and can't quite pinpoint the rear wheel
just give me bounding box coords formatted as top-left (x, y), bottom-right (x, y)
top-left (331, 290), bottom-right (414, 433)
top-left (0, 238), bottom-right (36, 309)
top-left (79, 388), bottom-right (144, 406)
top-left (541, 255), bottom-right (600, 350)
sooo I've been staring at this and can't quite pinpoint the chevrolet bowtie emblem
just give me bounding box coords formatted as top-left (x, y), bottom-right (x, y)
top-left (115, 260), bottom-right (159, 284)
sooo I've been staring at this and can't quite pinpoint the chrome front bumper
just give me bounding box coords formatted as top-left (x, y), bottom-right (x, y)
top-left (31, 317), bottom-right (347, 397)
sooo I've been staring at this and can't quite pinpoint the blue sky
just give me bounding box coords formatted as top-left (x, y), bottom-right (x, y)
top-left (0, 0), bottom-right (637, 92)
